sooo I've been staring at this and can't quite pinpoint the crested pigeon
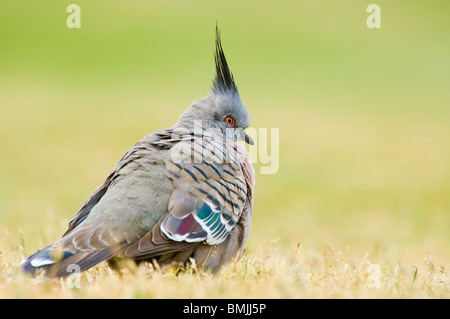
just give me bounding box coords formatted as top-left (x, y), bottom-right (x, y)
top-left (19, 27), bottom-right (255, 278)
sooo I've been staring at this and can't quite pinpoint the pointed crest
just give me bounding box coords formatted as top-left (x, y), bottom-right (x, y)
top-left (213, 25), bottom-right (238, 94)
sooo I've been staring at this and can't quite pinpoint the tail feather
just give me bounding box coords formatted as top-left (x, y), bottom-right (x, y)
top-left (20, 241), bottom-right (125, 278)
top-left (19, 221), bottom-right (129, 278)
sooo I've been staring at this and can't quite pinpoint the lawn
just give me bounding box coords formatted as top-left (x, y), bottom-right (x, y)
top-left (1, 0), bottom-right (449, 298)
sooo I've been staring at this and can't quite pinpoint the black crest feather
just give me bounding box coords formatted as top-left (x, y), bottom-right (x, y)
top-left (213, 25), bottom-right (238, 94)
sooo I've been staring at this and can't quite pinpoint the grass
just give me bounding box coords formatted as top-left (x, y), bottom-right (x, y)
top-left (1, 0), bottom-right (450, 298)
top-left (2, 238), bottom-right (449, 298)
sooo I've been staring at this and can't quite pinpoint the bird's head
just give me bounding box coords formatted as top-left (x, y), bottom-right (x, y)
top-left (176, 26), bottom-right (253, 145)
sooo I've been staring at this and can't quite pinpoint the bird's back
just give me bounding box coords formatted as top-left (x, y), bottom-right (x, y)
top-left (19, 26), bottom-right (255, 278)
top-left (20, 129), bottom-right (254, 277)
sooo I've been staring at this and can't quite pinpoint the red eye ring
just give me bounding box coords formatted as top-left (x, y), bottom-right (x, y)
top-left (224, 115), bottom-right (236, 128)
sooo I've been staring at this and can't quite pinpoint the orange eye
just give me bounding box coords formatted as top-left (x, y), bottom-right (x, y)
top-left (224, 115), bottom-right (236, 128)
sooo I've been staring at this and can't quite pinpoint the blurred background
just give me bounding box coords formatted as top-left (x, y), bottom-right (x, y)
top-left (1, 1), bottom-right (449, 267)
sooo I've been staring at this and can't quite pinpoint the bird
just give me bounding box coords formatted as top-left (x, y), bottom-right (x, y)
top-left (19, 26), bottom-right (255, 278)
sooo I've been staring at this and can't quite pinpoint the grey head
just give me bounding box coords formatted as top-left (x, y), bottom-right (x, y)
top-left (175, 26), bottom-right (253, 145)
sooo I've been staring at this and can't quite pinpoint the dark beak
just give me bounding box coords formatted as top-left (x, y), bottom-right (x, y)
top-left (244, 132), bottom-right (254, 145)
top-left (232, 127), bottom-right (254, 145)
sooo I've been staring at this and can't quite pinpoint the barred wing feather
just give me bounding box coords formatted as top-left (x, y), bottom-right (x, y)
top-left (161, 135), bottom-right (248, 245)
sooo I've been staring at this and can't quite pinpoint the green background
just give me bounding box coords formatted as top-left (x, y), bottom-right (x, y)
top-left (1, 1), bottom-right (449, 268)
